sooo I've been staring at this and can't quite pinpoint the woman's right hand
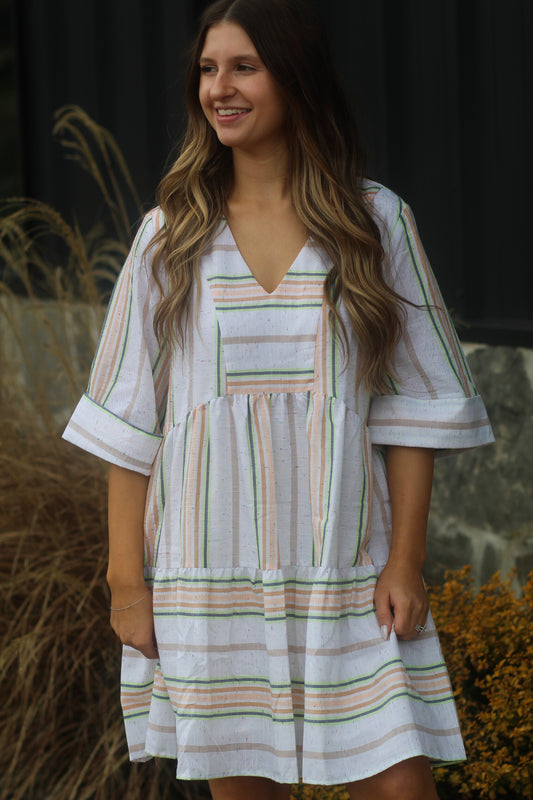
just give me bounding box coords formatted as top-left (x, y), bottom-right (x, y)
top-left (107, 465), bottom-right (156, 658)
top-left (109, 587), bottom-right (159, 659)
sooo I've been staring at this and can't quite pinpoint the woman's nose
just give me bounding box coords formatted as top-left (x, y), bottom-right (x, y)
top-left (210, 70), bottom-right (235, 99)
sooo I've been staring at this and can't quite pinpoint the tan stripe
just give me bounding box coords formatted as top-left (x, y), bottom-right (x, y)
top-left (154, 582), bottom-right (375, 602)
top-left (228, 377), bottom-right (313, 388)
top-left (91, 280), bottom-right (126, 402)
top-left (193, 407), bottom-right (206, 567)
top-left (154, 596), bottom-right (374, 613)
top-left (145, 448), bottom-right (163, 566)
top-left (317, 399), bottom-right (327, 563)
top-left (128, 742), bottom-right (149, 753)
top-left (229, 410), bottom-right (240, 566)
top-left (159, 672), bottom-right (451, 718)
top-left (223, 333), bottom-right (316, 345)
top-left (67, 421), bottom-right (153, 471)
top-left (148, 721), bottom-right (176, 733)
top-left (156, 633), bottom-right (436, 656)
top-left (403, 325), bottom-right (438, 399)
top-left (308, 397), bottom-right (326, 561)
top-left (123, 287), bottom-right (151, 419)
top-left (208, 279), bottom-right (323, 291)
top-left (251, 398), bottom-right (267, 568)
top-left (302, 722), bottom-right (461, 761)
top-left (181, 407), bottom-right (206, 567)
top-left (210, 243), bottom-right (239, 252)
top-left (148, 722), bottom-right (176, 734)
top-left (187, 301), bottom-right (195, 411)
top-left (122, 646), bottom-right (151, 659)
top-left (259, 396), bottom-right (279, 569)
top-left (167, 695), bottom-right (294, 715)
top-left (305, 680), bottom-right (436, 716)
top-left (122, 700), bottom-right (152, 713)
top-left (211, 292), bottom-right (323, 303)
top-left (228, 382), bottom-right (313, 395)
top-left (157, 672), bottom-right (449, 704)
top-left (321, 303), bottom-right (328, 394)
top-left (370, 417), bottom-right (490, 430)
top-left (181, 418), bottom-right (191, 567)
top-left (287, 393), bottom-right (299, 564)
top-left (154, 578), bottom-right (371, 598)
top-left (179, 741), bottom-right (297, 759)
top-left (92, 257), bottom-right (133, 403)
top-left (229, 385), bottom-right (313, 395)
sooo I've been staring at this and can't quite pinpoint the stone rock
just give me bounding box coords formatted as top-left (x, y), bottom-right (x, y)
top-left (426, 345), bottom-right (533, 587)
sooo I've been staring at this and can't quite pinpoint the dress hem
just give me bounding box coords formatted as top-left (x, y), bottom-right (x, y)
top-left (129, 748), bottom-right (466, 785)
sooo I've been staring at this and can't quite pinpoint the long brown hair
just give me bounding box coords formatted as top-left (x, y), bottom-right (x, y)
top-left (151, 0), bottom-right (404, 392)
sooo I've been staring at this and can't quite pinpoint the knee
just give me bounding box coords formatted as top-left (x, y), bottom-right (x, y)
top-left (209, 776), bottom-right (291, 800)
top-left (348, 756), bottom-right (438, 800)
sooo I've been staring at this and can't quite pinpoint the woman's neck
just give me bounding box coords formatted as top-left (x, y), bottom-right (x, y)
top-left (230, 144), bottom-right (290, 207)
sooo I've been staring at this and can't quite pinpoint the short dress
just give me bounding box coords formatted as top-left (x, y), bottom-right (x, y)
top-left (63, 181), bottom-right (494, 785)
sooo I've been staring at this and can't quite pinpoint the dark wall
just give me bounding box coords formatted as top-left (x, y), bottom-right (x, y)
top-left (11, 0), bottom-right (533, 345)
top-left (0, 0), bottom-right (20, 196)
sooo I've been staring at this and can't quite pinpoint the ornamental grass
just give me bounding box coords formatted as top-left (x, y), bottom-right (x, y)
top-left (1, 108), bottom-right (531, 800)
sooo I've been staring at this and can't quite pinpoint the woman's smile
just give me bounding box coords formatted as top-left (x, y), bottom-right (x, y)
top-left (199, 22), bottom-right (287, 152)
top-left (215, 106), bottom-right (252, 122)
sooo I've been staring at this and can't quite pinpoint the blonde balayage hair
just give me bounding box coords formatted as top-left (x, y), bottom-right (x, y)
top-left (151, 0), bottom-right (405, 393)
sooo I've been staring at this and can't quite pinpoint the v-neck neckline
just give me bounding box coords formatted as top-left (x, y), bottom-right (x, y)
top-left (225, 222), bottom-right (310, 295)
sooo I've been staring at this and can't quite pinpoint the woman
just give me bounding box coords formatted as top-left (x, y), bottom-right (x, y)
top-left (63, 1), bottom-right (494, 798)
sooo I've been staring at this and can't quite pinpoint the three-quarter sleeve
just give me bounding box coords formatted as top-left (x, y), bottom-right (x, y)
top-left (63, 209), bottom-right (170, 474)
top-left (368, 194), bottom-right (494, 454)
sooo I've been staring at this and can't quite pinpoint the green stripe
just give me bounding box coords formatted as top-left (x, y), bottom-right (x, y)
top-left (153, 608), bottom-right (375, 621)
top-left (152, 440), bottom-right (168, 567)
top-left (153, 573), bottom-right (377, 588)
top-left (207, 271), bottom-right (327, 283)
top-left (400, 204), bottom-right (469, 393)
top-left (215, 301), bottom-right (322, 311)
top-left (215, 319), bottom-right (223, 396)
top-left (319, 398), bottom-right (335, 565)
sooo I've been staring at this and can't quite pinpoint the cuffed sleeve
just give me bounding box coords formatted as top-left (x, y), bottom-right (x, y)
top-left (63, 208), bottom-right (170, 473)
top-left (368, 192), bottom-right (494, 455)
top-left (63, 393), bottom-right (163, 474)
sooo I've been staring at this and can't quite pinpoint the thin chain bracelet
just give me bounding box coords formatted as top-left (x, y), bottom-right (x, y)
top-left (110, 591), bottom-right (150, 612)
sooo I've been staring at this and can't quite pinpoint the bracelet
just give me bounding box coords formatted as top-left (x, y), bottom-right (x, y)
top-left (110, 591), bottom-right (150, 612)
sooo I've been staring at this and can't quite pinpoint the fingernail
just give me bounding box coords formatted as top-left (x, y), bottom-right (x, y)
top-left (380, 624), bottom-right (389, 641)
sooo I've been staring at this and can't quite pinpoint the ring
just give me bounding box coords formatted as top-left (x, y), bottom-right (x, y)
top-left (415, 624), bottom-right (426, 634)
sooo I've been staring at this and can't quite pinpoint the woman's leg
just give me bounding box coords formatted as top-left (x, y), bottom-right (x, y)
top-left (346, 756), bottom-right (439, 800)
top-left (209, 776), bottom-right (292, 800)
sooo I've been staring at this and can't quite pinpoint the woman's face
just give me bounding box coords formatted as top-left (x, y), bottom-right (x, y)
top-left (198, 22), bottom-right (288, 155)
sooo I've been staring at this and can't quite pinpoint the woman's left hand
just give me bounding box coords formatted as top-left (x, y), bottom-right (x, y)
top-left (374, 559), bottom-right (429, 641)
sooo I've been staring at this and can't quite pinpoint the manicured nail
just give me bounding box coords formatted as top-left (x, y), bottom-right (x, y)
top-left (380, 624), bottom-right (389, 641)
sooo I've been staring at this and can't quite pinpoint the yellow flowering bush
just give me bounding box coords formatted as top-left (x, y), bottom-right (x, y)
top-left (291, 783), bottom-right (348, 799)
top-left (430, 568), bottom-right (533, 799)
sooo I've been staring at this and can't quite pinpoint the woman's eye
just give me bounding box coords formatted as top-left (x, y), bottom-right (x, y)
top-left (199, 65), bottom-right (216, 74)
top-left (236, 64), bottom-right (256, 72)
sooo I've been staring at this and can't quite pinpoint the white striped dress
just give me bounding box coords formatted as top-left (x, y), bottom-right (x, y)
top-left (63, 181), bottom-right (494, 785)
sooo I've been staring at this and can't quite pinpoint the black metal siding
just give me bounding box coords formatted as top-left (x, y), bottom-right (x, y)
top-left (11, 0), bottom-right (533, 344)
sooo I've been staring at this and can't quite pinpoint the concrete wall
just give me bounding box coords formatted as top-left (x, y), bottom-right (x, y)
top-left (426, 344), bottom-right (533, 587)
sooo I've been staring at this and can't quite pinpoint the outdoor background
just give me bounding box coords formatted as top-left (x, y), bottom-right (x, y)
top-left (1, 1), bottom-right (532, 799)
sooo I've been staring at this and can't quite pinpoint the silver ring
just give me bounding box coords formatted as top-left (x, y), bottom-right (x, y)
top-left (415, 624), bottom-right (426, 634)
